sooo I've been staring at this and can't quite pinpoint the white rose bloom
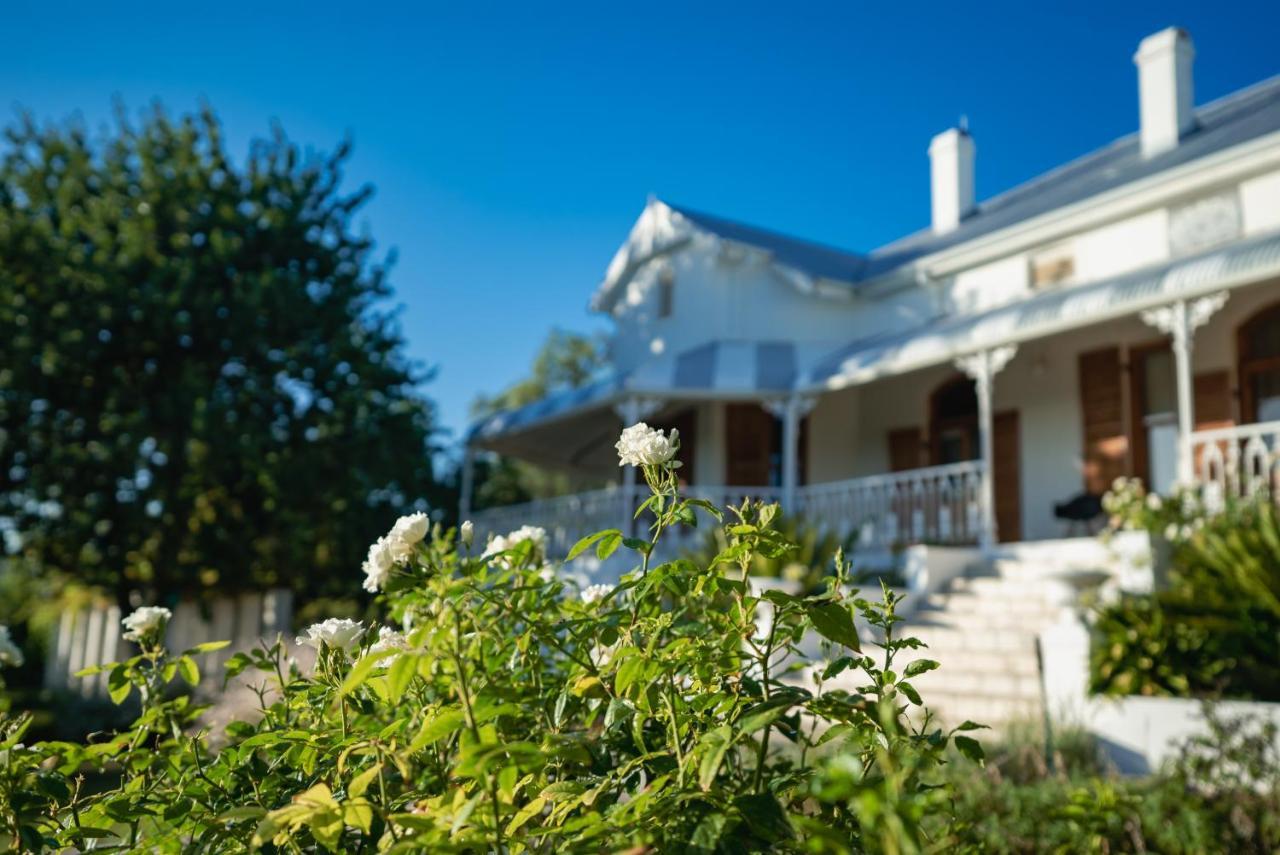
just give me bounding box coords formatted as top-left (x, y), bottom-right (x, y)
top-left (122, 606), bottom-right (172, 643)
top-left (296, 618), bottom-right (365, 653)
top-left (580, 584), bottom-right (611, 605)
top-left (362, 536), bottom-right (396, 593)
top-left (459, 520), bottom-right (474, 548)
top-left (388, 512), bottom-right (430, 563)
top-left (1145, 493), bottom-right (1163, 511)
top-left (615, 423), bottom-right (679, 468)
top-left (0, 625), bottom-right (23, 668)
top-left (370, 626), bottom-right (408, 660)
top-left (483, 525), bottom-right (547, 567)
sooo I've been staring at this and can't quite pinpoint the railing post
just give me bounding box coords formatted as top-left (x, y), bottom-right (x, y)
top-left (766, 394), bottom-right (818, 512)
top-left (1141, 292), bottom-right (1228, 486)
top-left (956, 345), bottom-right (1017, 551)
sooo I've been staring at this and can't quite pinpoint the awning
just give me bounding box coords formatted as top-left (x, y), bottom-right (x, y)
top-left (467, 340), bottom-right (831, 447)
top-left (806, 229), bottom-right (1280, 390)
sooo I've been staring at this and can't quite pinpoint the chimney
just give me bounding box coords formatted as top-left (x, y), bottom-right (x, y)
top-left (1134, 27), bottom-right (1195, 158)
top-left (929, 127), bottom-right (975, 234)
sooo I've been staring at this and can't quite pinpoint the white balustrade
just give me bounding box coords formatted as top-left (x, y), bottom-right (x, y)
top-left (796, 461), bottom-right (984, 549)
top-left (1190, 420), bottom-right (1280, 511)
top-left (470, 461), bottom-right (985, 563)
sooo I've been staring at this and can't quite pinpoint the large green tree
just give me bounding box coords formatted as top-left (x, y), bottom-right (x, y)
top-left (0, 106), bottom-right (445, 602)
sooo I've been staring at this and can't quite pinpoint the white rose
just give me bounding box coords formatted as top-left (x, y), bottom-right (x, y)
top-left (580, 584), bottom-right (611, 605)
top-left (122, 606), bottom-right (172, 643)
top-left (459, 520), bottom-right (474, 548)
top-left (362, 536), bottom-right (396, 593)
top-left (369, 626), bottom-right (408, 664)
top-left (483, 525), bottom-right (547, 568)
top-left (615, 423), bottom-right (679, 468)
top-left (296, 618), bottom-right (365, 653)
top-left (387, 512), bottom-right (430, 562)
top-left (0, 625), bottom-right (23, 668)
top-left (1145, 493), bottom-right (1163, 511)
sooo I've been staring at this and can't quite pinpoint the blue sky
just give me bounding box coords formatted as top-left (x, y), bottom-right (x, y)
top-left (5, 1), bottom-right (1279, 455)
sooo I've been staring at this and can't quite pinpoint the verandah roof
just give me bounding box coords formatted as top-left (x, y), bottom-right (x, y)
top-left (469, 230), bottom-right (1280, 450)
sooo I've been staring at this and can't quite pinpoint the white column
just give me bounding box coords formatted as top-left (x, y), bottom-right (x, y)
top-left (1141, 292), bottom-right (1228, 485)
top-left (458, 446), bottom-right (475, 521)
top-left (765, 394), bottom-right (818, 510)
top-left (955, 345), bottom-right (1017, 551)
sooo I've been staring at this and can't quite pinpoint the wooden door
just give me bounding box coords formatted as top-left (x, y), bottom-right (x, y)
top-left (657, 409), bottom-right (698, 486)
top-left (725, 404), bottom-right (774, 486)
top-left (887, 427), bottom-right (925, 472)
top-left (993, 411), bottom-right (1022, 543)
top-left (1078, 347), bottom-right (1129, 494)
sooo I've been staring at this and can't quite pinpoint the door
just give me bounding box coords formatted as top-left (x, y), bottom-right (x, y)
top-left (993, 411), bottom-right (1022, 543)
top-left (724, 404), bottom-right (775, 486)
top-left (1129, 343), bottom-right (1178, 495)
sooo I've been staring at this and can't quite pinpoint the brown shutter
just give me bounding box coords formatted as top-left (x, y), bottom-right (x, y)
top-left (724, 404), bottom-right (774, 486)
top-left (1194, 370), bottom-right (1233, 431)
top-left (1079, 347), bottom-right (1129, 494)
top-left (993, 410), bottom-right (1022, 542)
top-left (887, 427), bottom-right (925, 472)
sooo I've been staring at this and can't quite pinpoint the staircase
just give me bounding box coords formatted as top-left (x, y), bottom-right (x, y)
top-left (888, 557), bottom-right (1075, 730)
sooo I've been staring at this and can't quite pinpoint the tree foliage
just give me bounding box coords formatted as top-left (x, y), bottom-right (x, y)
top-left (0, 105), bottom-right (444, 600)
top-left (470, 328), bottom-right (606, 508)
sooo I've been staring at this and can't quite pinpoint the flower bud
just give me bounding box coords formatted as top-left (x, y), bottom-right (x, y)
top-left (460, 520), bottom-right (474, 548)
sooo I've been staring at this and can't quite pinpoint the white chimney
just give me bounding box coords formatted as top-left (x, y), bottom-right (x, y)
top-left (929, 127), bottom-right (975, 234)
top-left (1134, 27), bottom-right (1195, 158)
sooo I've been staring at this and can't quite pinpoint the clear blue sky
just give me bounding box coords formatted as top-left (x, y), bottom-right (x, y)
top-left (5, 1), bottom-right (1278, 456)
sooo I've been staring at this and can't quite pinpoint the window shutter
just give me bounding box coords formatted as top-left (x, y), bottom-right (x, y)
top-left (887, 427), bottom-right (924, 472)
top-left (1078, 347), bottom-right (1128, 494)
top-left (1193, 370), bottom-right (1233, 431)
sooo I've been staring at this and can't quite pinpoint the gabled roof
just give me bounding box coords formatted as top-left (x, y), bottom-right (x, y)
top-left (592, 73), bottom-right (1280, 313)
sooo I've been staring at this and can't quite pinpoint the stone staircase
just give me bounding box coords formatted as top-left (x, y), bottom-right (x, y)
top-left (886, 558), bottom-right (1071, 730)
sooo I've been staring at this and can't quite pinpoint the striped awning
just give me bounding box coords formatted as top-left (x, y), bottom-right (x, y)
top-left (467, 340), bottom-right (820, 444)
top-left (806, 229), bottom-right (1280, 390)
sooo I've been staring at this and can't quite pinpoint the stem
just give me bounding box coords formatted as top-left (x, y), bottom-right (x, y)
top-left (753, 614), bottom-right (779, 794)
top-left (452, 608), bottom-right (505, 853)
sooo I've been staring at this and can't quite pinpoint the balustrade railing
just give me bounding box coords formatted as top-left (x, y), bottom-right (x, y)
top-left (797, 461), bottom-right (984, 550)
top-left (1190, 420), bottom-right (1280, 511)
top-left (469, 461), bottom-right (985, 562)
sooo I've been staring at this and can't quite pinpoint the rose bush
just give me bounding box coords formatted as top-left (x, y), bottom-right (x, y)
top-left (0, 425), bottom-right (984, 852)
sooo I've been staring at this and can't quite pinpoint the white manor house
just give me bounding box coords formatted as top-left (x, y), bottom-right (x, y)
top-left (464, 27), bottom-right (1280, 577)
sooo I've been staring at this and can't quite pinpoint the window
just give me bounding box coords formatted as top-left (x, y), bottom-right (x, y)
top-left (656, 271), bottom-right (674, 319)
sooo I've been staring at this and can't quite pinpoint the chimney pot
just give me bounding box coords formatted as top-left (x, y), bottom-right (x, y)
top-left (929, 127), bottom-right (976, 234)
top-left (1135, 27), bottom-right (1195, 157)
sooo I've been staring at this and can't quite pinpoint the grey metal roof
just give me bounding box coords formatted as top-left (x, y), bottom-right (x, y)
top-left (662, 75), bottom-right (1280, 287)
top-left (806, 229), bottom-right (1280, 389)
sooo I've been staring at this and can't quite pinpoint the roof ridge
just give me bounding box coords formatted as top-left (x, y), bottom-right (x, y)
top-left (662, 200), bottom-right (866, 260)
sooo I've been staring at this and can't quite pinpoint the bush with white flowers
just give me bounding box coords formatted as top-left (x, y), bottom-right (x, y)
top-left (0, 424), bottom-right (984, 852)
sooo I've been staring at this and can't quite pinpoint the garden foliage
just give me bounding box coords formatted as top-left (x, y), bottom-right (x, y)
top-left (0, 424), bottom-right (984, 852)
top-left (1093, 480), bottom-right (1280, 700)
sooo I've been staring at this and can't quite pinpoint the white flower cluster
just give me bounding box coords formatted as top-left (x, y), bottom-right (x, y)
top-left (122, 606), bottom-right (172, 643)
top-left (482, 525), bottom-right (547, 568)
top-left (362, 512), bottom-right (431, 593)
top-left (580, 584), bottom-right (611, 605)
top-left (370, 626), bottom-right (408, 663)
top-left (615, 422), bottom-right (680, 468)
top-left (296, 618), bottom-right (365, 653)
top-left (0, 625), bottom-right (23, 668)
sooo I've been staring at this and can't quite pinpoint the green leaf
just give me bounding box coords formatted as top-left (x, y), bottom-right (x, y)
top-left (691, 811), bottom-right (728, 851)
top-left (954, 734), bottom-right (985, 765)
top-left (506, 796), bottom-right (546, 835)
top-left (185, 640), bottom-right (230, 655)
top-left (698, 725), bottom-right (733, 791)
top-left (953, 720), bottom-right (989, 732)
top-left (738, 696), bottom-right (796, 734)
top-left (821, 656), bottom-right (857, 680)
top-left (806, 601), bottom-right (860, 651)
top-left (387, 654), bottom-right (418, 703)
top-left (622, 536), bottom-right (651, 555)
top-left (566, 529), bottom-right (622, 561)
top-left (409, 708), bottom-right (466, 752)
top-left (897, 680), bottom-right (922, 706)
top-left (348, 764), bottom-right (381, 799)
top-left (107, 668), bottom-right (132, 705)
top-left (903, 658), bottom-right (940, 678)
top-left (339, 648), bottom-right (397, 697)
top-left (177, 655), bottom-right (200, 686)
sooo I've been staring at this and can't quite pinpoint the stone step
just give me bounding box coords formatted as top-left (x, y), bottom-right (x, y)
top-left (947, 575), bottom-right (1061, 602)
top-left (892, 648), bottom-right (1040, 677)
top-left (909, 610), bottom-right (1055, 635)
top-left (905, 626), bottom-right (1039, 653)
top-left (911, 670), bottom-right (1042, 699)
top-left (923, 695), bottom-right (1044, 727)
top-left (921, 590), bottom-right (1061, 616)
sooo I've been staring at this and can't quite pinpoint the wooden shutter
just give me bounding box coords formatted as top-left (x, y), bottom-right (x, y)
top-left (1079, 347), bottom-right (1128, 494)
top-left (887, 427), bottom-right (924, 472)
top-left (1194, 370), bottom-right (1233, 431)
top-left (724, 404), bottom-right (774, 486)
top-left (993, 411), bottom-right (1022, 542)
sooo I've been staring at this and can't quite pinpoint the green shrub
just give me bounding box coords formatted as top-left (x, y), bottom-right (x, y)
top-left (0, 424), bottom-right (984, 852)
top-left (1092, 490), bottom-right (1280, 701)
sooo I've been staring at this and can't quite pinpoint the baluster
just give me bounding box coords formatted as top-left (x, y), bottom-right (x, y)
top-left (1244, 435), bottom-right (1269, 497)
